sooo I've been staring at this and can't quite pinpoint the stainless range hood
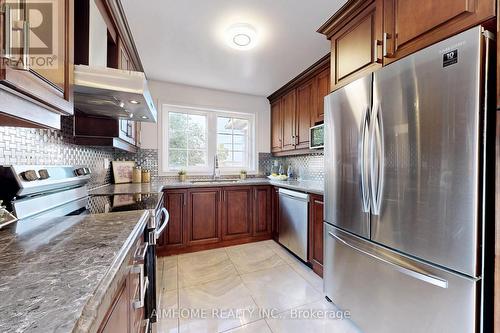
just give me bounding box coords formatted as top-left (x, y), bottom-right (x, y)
top-left (73, 65), bottom-right (157, 123)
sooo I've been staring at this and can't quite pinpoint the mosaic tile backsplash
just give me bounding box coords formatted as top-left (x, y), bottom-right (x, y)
top-left (0, 120), bottom-right (114, 188)
top-left (258, 152), bottom-right (324, 181)
top-left (115, 150), bottom-right (324, 182)
top-left (0, 120), bottom-right (324, 188)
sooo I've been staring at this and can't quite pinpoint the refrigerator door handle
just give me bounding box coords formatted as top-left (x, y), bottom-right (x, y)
top-left (327, 231), bottom-right (449, 289)
top-left (369, 102), bottom-right (384, 215)
top-left (360, 105), bottom-right (371, 213)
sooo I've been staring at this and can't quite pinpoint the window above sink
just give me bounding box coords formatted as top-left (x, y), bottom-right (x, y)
top-left (159, 104), bottom-right (256, 176)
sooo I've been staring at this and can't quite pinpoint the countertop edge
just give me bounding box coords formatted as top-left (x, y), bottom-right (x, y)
top-left (72, 210), bottom-right (150, 333)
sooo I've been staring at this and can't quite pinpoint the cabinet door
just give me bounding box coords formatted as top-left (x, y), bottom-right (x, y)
top-left (308, 194), bottom-right (324, 277)
top-left (160, 190), bottom-right (187, 250)
top-left (187, 188), bottom-right (221, 245)
top-left (271, 100), bottom-right (283, 152)
top-left (253, 186), bottom-right (272, 237)
top-left (330, 0), bottom-right (382, 91)
top-left (281, 89), bottom-right (296, 151)
top-left (222, 187), bottom-right (253, 240)
top-left (99, 279), bottom-right (130, 333)
top-left (315, 68), bottom-right (330, 123)
top-left (383, 0), bottom-right (494, 63)
top-left (0, 0), bottom-right (74, 116)
top-left (272, 187), bottom-right (280, 241)
top-left (295, 79), bottom-right (314, 150)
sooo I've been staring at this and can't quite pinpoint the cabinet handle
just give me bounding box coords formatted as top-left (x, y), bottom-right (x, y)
top-left (374, 39), bottom-right (382, 64)
top-left (383, 33), bottom-right (393, 58)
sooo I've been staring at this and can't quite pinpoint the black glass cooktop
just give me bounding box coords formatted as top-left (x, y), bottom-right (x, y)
top-left (87, 193), bottom-right (162, 214)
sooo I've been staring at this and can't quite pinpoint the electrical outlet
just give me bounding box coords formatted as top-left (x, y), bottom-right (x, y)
top-left (104, 158), bottom-right (109, 170)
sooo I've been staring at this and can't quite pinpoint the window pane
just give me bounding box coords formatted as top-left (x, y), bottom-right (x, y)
top-left (232, 119), bottom-right (248, 135)
top-left (217, 133), bottom-right (232, 144)
top-left (169, 112), bottom-right (187, 132)
top-left (188, 150), bottom-right (207, 167)
top-left (233, 135), bottom-right (245, 145)
top-left (233, 152), bottom-right (244, 164)
top-left (187, 114), bottom-right (207, 149)
top-left (169, 130), bottom-right (187, 149)
top-left (233, 143), bottom-right (245, 151)
top-left (217, 117), bottom-right (232, 134)
top-left (169, 150), bottom-right (187, 168)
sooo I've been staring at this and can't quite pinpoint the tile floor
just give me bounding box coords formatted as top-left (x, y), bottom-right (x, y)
top-left (156, 240), bottom-right (361, 333)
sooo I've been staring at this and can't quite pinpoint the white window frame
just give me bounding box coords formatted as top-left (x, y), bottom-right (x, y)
top-left (159, 104), bottom-right (256, 176)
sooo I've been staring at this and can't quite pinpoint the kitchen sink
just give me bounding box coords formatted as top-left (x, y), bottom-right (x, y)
top-left (189, 179), bottom-right (241, 185)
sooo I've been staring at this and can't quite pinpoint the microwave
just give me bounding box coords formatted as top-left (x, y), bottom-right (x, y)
top-left (309, 124), bottom-right (324, 149)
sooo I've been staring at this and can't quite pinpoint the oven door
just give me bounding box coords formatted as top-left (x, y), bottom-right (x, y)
top-left (146, 195), bottom-right (169, 332)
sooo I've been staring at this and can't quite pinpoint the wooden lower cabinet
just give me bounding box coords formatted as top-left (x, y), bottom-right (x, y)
top-left (187, 188), bottom-right (222, 246)
top-left (158, 186), bottom-right (273, 255)
top-left (99, 278), bottom-right (129, 333)
top-left (222, 187), bottom-right (253, 240)
top-left (99, 229), bottom-right (146, 333)
top-left (308, 194), bottom-right (324, 277)
top-left (272, 187), bottom-right (280, 241)
top-left (159, 190), bottom-right (187, 250)
top-left (253, 186), bottom-right (272, 237)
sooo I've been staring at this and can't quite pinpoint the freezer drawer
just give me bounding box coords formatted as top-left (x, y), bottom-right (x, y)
top-left (324, 224), bottom-right (479, 333)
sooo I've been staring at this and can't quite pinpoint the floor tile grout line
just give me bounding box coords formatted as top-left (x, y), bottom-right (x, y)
top-left (163, 241), bottom-right (322, 332)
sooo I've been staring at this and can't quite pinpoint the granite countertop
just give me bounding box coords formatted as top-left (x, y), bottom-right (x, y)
top-left (89, 178), bottom-right (324, 196)
top-left (0, 210), bottom-right (150, 333)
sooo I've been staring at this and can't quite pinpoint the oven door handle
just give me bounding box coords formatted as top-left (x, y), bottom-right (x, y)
top-left (154, 207), bottom-right (169, 241)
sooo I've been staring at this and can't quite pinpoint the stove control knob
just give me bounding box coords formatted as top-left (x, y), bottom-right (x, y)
top-left (38, 169), bottom-right (50, 180)
top-left (74, 168), bottom-right (86, 176)
top-left (21, 170), bottom-right (38, 181)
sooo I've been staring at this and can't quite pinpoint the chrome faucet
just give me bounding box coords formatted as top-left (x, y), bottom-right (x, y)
top-left (213, 155), bottom-right (220, 180)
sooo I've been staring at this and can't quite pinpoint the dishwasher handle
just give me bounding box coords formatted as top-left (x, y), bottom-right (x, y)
top-left (278, 188), bottom-right (309, 201)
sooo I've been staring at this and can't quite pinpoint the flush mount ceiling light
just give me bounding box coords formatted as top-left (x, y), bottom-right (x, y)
top-left (129, 100), bottom-right (140, 105)
top-left (225, 23), bottom-right (257, 50)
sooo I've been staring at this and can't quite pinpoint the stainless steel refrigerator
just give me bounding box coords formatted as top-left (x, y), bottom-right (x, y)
top-left (323, 26), bottom-right (495, 333)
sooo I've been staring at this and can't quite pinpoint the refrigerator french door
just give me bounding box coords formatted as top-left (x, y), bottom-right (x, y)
top-left (323, 26), bottom-right (493, 333)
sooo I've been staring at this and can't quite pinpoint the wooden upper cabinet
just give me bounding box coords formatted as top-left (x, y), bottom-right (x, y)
top-left (187, 188), bottom-right (221, 246)
top-left (315, 68), bottom-right (330, 123)
top-left (281, 90), bottom-right (296, 151)
top-left (383, 0), bottom-right (495, 63)
top-left (0, 0), bottom-right (74, 127)
top-left (271, 100), bottom-right (282, 152)
top-left (222, 187), bottom-right (253, 240)
top-left (319, 0), bottom-right (494, 92)
top-left (327, 0), bottom-right (382, 91)
top-left (295, 78), bottom-right (315, 149)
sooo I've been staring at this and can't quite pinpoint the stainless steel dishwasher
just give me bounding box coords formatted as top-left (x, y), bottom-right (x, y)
top-left (278, 188), bottom-right (309, 261)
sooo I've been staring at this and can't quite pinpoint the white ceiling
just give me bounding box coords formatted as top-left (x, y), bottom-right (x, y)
top-left (121, 0), bottom-right (347, 97)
